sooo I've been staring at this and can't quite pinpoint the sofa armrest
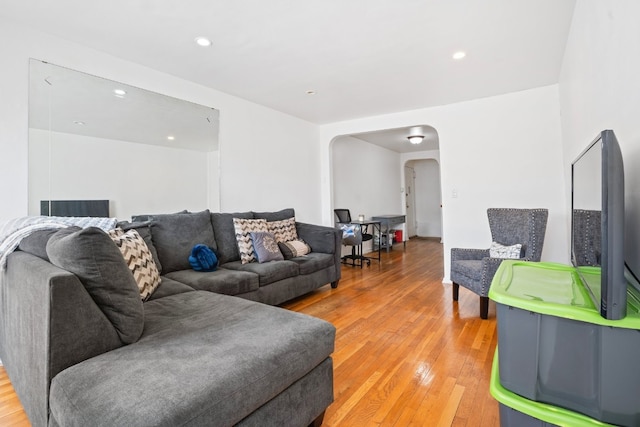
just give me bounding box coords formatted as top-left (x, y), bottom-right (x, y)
top-left (0, 251), bottom-right (121, 427)
top-left (451, 248), bottom-right (489, 261)
top-left (296, 222), bottom-right (342, 285)
top-left (296, 222), bottom-right (340, 255)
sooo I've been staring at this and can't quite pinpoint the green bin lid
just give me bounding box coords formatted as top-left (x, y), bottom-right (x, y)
top-left (488, 261), bottom-right (640, 329)
top-left (490, 348), bottom-right (614, 427)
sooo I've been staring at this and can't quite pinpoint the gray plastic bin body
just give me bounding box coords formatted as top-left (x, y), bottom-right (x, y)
top-left (497, 303), bottom-right (640, 427)
top-left (499, 403), bottom-right (559, 427)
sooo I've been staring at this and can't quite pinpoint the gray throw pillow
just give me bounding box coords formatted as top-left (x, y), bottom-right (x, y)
top-left (250, 231), bottom-right (284, 263)
top-left (150, 210), bottom-right (216, 273)
top-left (46, 227), bottom-right (144, 344)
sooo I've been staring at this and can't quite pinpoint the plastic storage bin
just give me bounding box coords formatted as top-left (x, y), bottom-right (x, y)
top-left (489, 261), bottom-right (640, 427)
top-left (490, 350), bottom-right (614, 427)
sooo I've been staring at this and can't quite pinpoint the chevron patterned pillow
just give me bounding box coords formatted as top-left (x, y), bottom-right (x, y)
top-left (233, 218), bottom-right (268, 264)
top-left (266, 217), bottom-right (298, 243)
top-left (108, 228), bottom-right (161, 301)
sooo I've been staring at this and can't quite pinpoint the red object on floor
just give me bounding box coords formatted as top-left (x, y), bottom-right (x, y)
top-left (394, 230), bottom-right (403, 243)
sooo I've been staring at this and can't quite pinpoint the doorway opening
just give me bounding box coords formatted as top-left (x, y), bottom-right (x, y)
top-left (404, 158), bottom-right (442, 242)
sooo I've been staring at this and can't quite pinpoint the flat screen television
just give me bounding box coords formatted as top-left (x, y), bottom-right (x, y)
top-left (571, 130), bottom-right (626, 320)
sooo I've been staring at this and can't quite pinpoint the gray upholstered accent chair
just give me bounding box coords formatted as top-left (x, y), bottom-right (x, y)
top-left (451, 208), bottom-right (549, 319)
top-left (572, 209), bottom-right (601, 266)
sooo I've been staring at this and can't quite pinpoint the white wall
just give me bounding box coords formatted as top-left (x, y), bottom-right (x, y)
top-left (559, 0), bottom-right (640, 272)
top-left (321, 85), bottom-right (567, 282)
top-left (0, 18), bottom-right (321, 224)
top-left (29, 129), bottom-right (214, 219)
top-left (332, 135), bottom-right (400, 220)
top-left (409, 159), bottom-right (442, 238)
top-left (332, 135), bottom-right (400, 253)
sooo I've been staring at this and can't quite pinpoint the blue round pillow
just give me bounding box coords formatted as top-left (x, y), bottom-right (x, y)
top-left (189, 244), bottom-right (218, 272)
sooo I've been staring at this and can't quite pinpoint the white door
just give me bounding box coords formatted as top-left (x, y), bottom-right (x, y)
top-left (405, 165), bottom-right (417, 238)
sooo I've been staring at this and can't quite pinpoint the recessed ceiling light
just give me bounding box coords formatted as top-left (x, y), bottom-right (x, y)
top-left (407, 135), bottom-right (424, 145)
top-left (306, 90), bottom-right (316, 95)
top-left (194, 37), bottom-right (212, 47)
top-left (453, 51), bottom-right (466, 60)
top-left (113, 89), bottom-right (127, 97)
top-left (73, 121), bottom-right (85, 125)
top-left (167, 135), bottom-right (175, 141)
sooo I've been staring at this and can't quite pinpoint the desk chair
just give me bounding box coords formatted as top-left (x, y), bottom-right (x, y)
top-left (334, 209), bottom-right (373, 267)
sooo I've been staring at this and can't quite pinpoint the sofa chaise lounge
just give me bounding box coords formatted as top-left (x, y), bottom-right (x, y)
top-left (0, 208), bottom-right (340, 426)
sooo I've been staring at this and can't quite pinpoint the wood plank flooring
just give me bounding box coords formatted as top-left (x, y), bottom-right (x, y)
top-left (282, 238), bottom-right (499, 426)
top-left (0, 238), bottom-right (499, 426)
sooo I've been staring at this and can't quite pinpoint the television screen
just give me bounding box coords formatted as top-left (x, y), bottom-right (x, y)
top-left (571, 130), bottom-right (626, 320)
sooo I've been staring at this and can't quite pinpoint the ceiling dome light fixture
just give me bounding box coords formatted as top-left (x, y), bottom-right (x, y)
top-left (453, 51), bottom-right (466, 60)
top-left (194, 36), bottom-right (212, 47)
top-left (167, 135), bottom-right (175, 141)
top-left (408, 135), bottom-right (424, 145)
top-left (113, 88), bottom-right (127, 97)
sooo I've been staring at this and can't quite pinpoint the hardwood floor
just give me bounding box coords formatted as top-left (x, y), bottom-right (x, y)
top-left (282, 238), bottom-right (499, 426)
top-left (0, 238), bottom-right (499, 426)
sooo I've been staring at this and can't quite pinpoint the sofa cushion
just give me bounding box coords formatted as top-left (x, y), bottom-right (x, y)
top-left (252, 208), bottom-right (295, 222)
top-left (233, 218), bottom-right (268, 264)
top-left (131, 210), bottom-right (189, 223)
top-left (250, 231), bottom-right (284, 263)
top-left (165, 269), bottom-right (259, 295)
top-left (290, 252), bottom-right (335, 275)
top-left (108, 228), bottom-right (161, 301)
top-left (266, 217), bottom-right (298, 243)
top-left (46, 227), bottom-right (144, 344)
top-left (150, 210), bottom-right (216, 273)
top-left (147, 277), bottom-right (195, 301)
top-left (222, 260), bottom-right (299, 286)
top-left (211, 212), bottom-right (254, 264)
top-left (48, 291), bottom-right (335, 427)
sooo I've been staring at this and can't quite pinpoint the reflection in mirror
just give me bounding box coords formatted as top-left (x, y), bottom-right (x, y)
top-left (28, 59), bottom-right (220, 220)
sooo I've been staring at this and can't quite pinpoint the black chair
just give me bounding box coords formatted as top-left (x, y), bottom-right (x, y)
top-left (334, 209), bottom-right (373, 267)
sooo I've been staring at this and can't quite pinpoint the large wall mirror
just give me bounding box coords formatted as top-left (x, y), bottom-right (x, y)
top-left (28, 59), bottom-right (220, 220)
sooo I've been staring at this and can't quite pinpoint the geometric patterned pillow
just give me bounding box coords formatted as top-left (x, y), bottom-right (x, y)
top-left (233, 218), bottom-right (268, 264)
top-left (108, 228), bottom-right (161, 301)
top-left (489, 241), bottom-right (523, 259)
top-left (266, 217), bottom-right (298, 243)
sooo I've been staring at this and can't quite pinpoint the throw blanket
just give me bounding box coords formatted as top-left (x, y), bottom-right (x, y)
top-left (0, 216), bottom-right (118, 270)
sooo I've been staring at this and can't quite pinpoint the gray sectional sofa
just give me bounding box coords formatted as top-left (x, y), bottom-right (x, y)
top-left (0, 208), bottom-right (340, 426)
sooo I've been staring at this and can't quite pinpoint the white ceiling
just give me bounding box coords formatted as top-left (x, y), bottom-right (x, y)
top-left (2, 0), bottom-right (576, 127)
top-left (351, 125), bottom-right (439, 153)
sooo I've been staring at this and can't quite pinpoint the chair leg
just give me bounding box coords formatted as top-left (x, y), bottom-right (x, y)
top-left (452, 282), bottom-right (459, 301)
top-left (480, 296), bottom-right (489, 319)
